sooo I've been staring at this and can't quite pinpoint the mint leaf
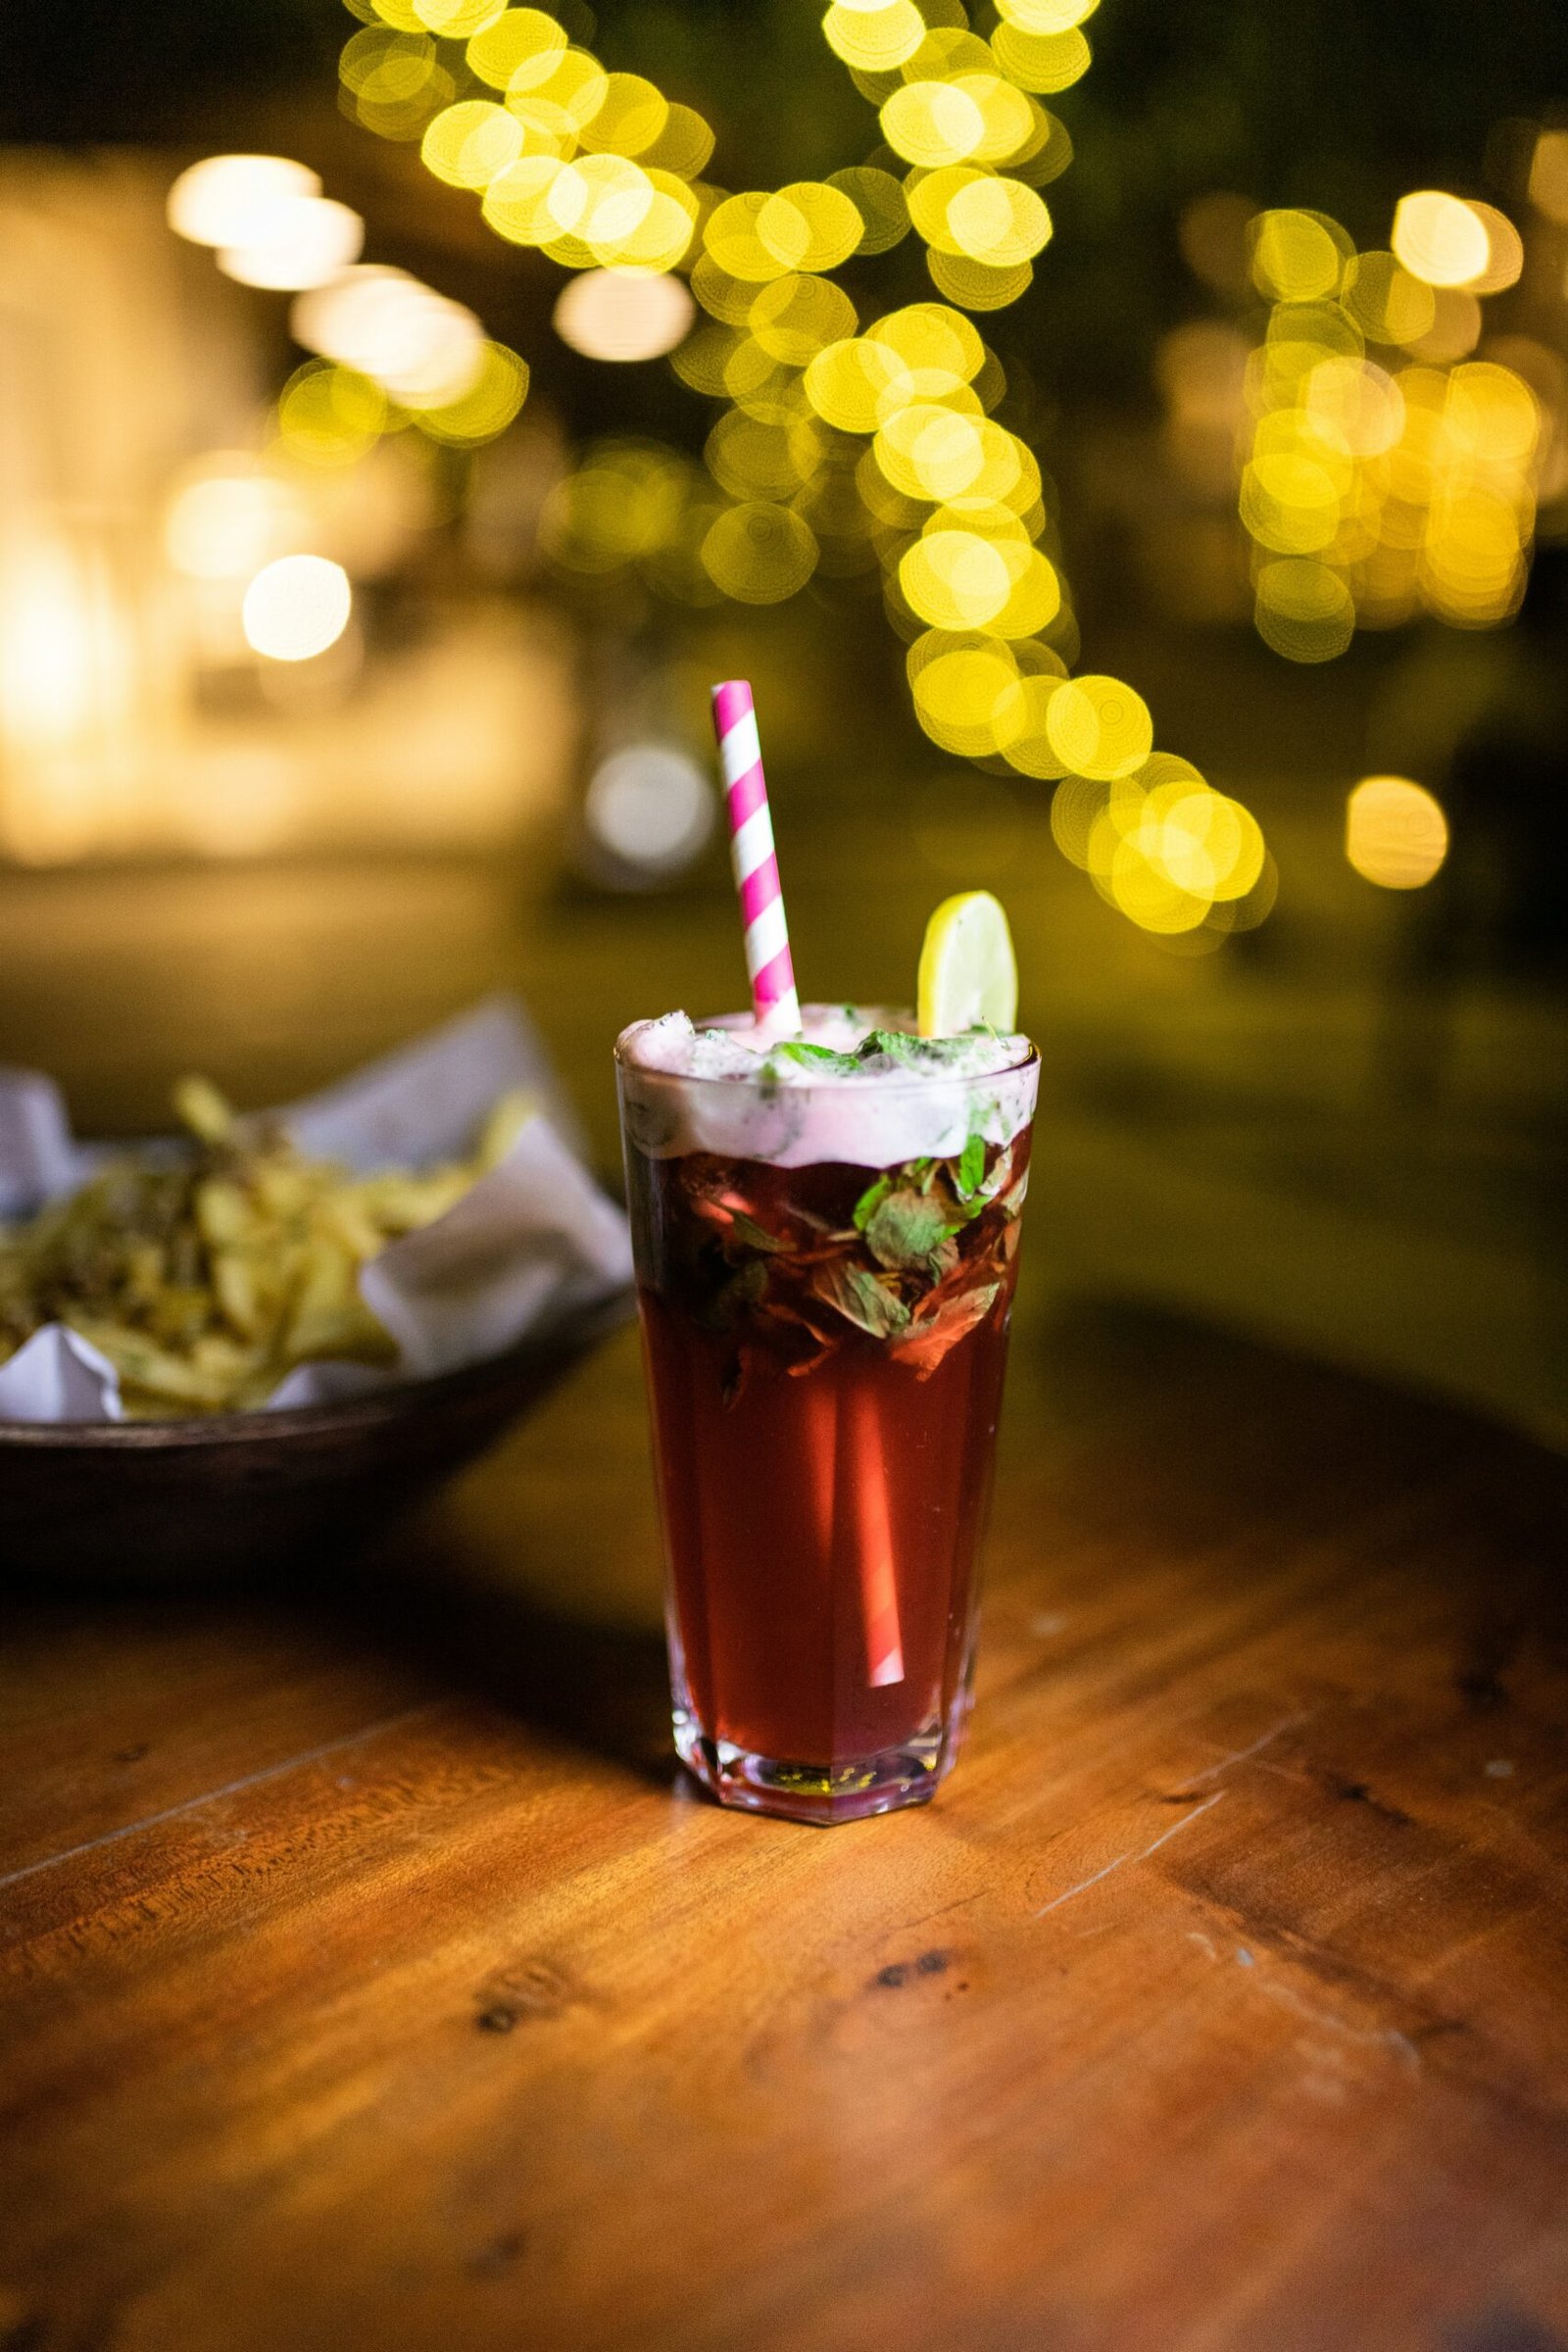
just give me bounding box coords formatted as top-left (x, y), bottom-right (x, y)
top-left (859, 1028), bottom-right (925, 1069)
top-left (851, 1172), bottom-right (892, 1230)
top-left (811, 1260), bottom-right (911, 1340)
top-left (729, 1209), bottom-right (795, 1254)
top-left (864, 1188), bottom-right (955, 1272)
top-left (955, 1132), bottom-right (986, 1201)
top-left (765, 1040), bottom-right (859, 1076)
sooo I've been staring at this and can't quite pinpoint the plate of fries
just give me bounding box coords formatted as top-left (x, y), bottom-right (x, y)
top-left (0, 1009), bottom-right (634, 1583)
top-left (0, 1077), bottom-right (541, 1418)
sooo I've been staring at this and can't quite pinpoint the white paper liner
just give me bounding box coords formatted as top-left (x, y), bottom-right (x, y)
top-left (0, 997), bottom-right (632, 1423)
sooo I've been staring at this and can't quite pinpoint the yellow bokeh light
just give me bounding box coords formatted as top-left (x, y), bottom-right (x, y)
top-left (413, 341), bottom-right (529, 443)
top-left (1249, 210), bottom-right (1350, 303)
top-left (988, 23), bottom-right (1091, 93)
top-left (640, 103), bottom-right (714, 178)
top-left (758, 182), bottom-right (865, 273)
top-left (875, 404), bottom-right (986, 500)
top-left (996, 668), bottom-right (1070, 777)
top-left (883, 82), bottom-right (989, 171)
top-left (1045, 674), bottom-right (1152, 778)
top-left (273, 362), bottom-right (389, 468)
top-left (1240, 452), bottom-right (1343, 555)
top-left (927, 248), bottom-right (1034, 312)
top-left (705, 192), bottom-right (794, 283)
top-left (908, 637), bottom-right (1018, 757)
top-left (827, 166), bottom-right (909, 254)
top-left (1303, 356), bottom-right (1405, 456)
top-left (870, 301), bottom-right (983, 393)
top-left (701, 501), bottom-right (819, 602)
top-left (750, 273), bottom-right (858, 366)
top-left (899, 529), bottom-right (1013, 627)
top-left (945, 175), bottom-right (1053, 268)
top-left (821, 0), bottom-right (927, 72)
top-left (1345, 776), bottom-right (1448, 887)
top-left (514, 48), bottom-right (609, 132)
top-left (413, 0), bottom-right (506, 33)
top-left (422, 99), bottom-right (524, 188)
top-left (577, 73), bottom-right (669, 159)
top-left (481, 153), bottom-right (564, 243)
top-left (1253, 558), bottom-right (1356, 662)
top-left (1341, 251), bottom-right (1437, 347)
top-left (805, 336), bottom-right (913, 431)
top-left (466, 8), bottom-right (566, 90)
top-left (997, 0), bottom-right (1098, 26)
top-left (1392, 191), bottom-right (1491, 288)
top-left (241, 555), bottom-right (352, 662)
top-left (555, 268), bottom-right (694, 362)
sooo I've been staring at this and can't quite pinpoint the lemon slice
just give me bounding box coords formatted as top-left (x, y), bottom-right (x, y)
top-left (916, 891), bottom-right (1018, 1037)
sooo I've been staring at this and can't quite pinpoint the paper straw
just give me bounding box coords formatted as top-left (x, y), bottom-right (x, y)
top-left (710, 680), bottom-right (801, 1037)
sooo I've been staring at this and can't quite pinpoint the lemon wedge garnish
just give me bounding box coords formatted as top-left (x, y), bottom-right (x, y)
top-left (916, 891), bottom-right (1018, 1037)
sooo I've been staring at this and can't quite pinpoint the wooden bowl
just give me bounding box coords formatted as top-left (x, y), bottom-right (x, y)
top-left (0, 1288), bottom-right (636, 1588)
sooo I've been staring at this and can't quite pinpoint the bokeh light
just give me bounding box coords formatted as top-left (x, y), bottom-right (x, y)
top-left (218, 197), bottom-right (365, 291)
top-left (555, 268), bottom-right (695, 361)
top-left (583, 744), bottom-right (714, 880)
top-left (167, 155), bottom-right (319, 246)
top-left (1345, 776), bottom-right (1449, 888)
top-left (240, 555), bottom-right (353, 662)
top-left (1392, 191), bottom-right (1492, 288)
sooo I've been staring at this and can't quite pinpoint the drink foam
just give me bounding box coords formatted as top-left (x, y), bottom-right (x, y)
top-left (616, 1005), bottom-right (1038, 1169)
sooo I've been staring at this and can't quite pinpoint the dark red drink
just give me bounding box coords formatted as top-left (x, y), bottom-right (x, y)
top-left (617, 1028), bottom-right (1037, 1823)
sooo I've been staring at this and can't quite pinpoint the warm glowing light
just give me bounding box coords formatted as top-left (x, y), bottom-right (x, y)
top-left (422, 99), bottom-right (525, 187)
top-left (1529, 128), bottom-right (1568, 226)
top-left (168, 155), bottom-right (320, 247)
top-left (1341, 251), bottom-right (1435, 347)
top-left (414, 342), bottom-right (530, 443)
top-left (165, 465), bottom-right (309, 578)
top-left (821, 0), bottom-right (927, 72)
top-left (827, 167), bottom-right (909, 255)
top-left (1249, 210), bottom-right (1348, 303)
top-left (700, 501), bottom-right (819, 602)
top-left (584, 744), bottom-right (714, 877)
top-left (1045, 675), bottom-right (1152, 779)
top-left (466, 9), bottom-right (567, 91)
top-left (555, 267), bottom-right (695, 361)
top-left (1392, 192), bottom-right (1491, 289)
top-left (1345, 776), bottom-right (1448, 888)
top-left (241, 555), bottom-right (352, 662)
top-left (750, 273), bottom-right (858, 365)
top-left (218, 196), bottom-right (365, 290)
top-left (414, 0), bottom-right (507, 33)
top-left (988, 23), bottom-right (1091, 93)
top-left (274, 362), bottom-right (390, 466)
top-left (1253, 559), bottom-right (1355, 662)
top-left (293, 268), bottom-right (487, 407)
top-left (577, 74), bottom-right (669, 159)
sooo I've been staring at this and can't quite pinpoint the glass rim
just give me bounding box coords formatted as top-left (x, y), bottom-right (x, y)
top-left (615, 1010), bottom-right (1039, 1098)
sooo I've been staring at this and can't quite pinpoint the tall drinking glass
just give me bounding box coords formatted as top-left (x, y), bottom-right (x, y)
top-left (616, 1010), bottom-right (1039, 1825)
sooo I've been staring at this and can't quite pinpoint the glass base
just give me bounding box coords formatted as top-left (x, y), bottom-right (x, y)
top-left (672, 1704), bottom-right (953, 1825)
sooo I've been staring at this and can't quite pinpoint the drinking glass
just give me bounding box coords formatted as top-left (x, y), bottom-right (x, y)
top-left (616, 1024), bottom-right (1038, 1824)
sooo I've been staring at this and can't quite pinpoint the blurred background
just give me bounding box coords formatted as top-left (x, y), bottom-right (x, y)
top-left (1, 0), bottom-right (1564, 1441)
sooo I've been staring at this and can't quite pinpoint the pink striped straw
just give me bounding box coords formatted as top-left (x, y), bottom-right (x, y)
top-left (710, 680), bottom-right (801, 1038)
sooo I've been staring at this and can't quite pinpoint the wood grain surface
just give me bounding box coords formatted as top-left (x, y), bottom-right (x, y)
top-left (2, 1285), bottom-right (1566, 2352)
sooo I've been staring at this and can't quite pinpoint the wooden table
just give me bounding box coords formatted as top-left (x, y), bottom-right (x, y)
top-left (3, 1288), bottom-right (1567, 2352)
